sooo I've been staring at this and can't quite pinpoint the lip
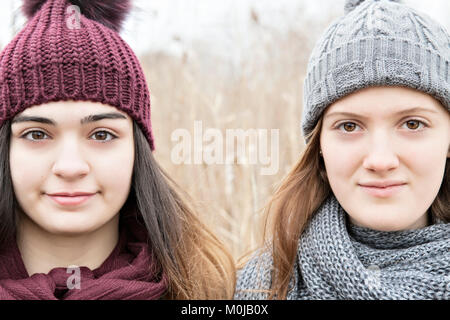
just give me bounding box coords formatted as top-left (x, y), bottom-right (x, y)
top-left (47, 191), bottom-right (97, 197)
top-left (358, 180), bottom-right (406, 188)
top-left (47, 193), bottom-right (96, 206)
top-left (358, 183), bottom-right (406, 198)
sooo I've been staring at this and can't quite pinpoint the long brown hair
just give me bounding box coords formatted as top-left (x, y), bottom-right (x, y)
top-left (257, 114), bottom-right (449, 299)
top-left (0, 119), bottom-right (236, 299)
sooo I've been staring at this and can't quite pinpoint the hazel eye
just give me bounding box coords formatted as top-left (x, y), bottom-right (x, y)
top-left (337, 122), bottom-right (360, 132)
top-left (335, 119), bottom-right (428, 133)
top-left (403, 119), bottom-right (426, 131)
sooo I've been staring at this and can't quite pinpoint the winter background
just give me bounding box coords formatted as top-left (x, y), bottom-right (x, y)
top-left (1, 0), bottom-right (449, 259)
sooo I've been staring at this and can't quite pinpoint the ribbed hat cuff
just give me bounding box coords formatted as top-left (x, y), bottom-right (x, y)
top-left (0, 62), bottom-right (154, 151)
top-left (302, 36), bottom-right (450, 141)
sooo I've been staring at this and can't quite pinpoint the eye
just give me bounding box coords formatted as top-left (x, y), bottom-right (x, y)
top-left (91, 130), bottom-right (118, 142)
top-left (336, 122), bottom-right (360, 133)
top-left (21, 130), bottom-right (49, 141)
top-left (20, 130), bottom-right (118, 142)
top-left (402, 119), bottom-right (427, 131)
top-left (335, 119), bottom-right (428, 133)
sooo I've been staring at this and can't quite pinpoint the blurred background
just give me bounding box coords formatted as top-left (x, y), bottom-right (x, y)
top-left (1, 0), bottom-right (449, 260)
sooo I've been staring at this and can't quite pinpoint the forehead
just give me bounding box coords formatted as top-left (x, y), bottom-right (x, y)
top-left (12, 100), bottom-right (131, 124)
top-left (324, 86), bottom-right (445, 117)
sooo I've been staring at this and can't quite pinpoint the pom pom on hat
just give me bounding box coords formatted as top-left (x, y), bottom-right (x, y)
top-left (21, 0), bottom-right (46, 18)
top-left (344, 0), bottom-right (402, 14)
top-left (22, 0), bottom-right (132, 32)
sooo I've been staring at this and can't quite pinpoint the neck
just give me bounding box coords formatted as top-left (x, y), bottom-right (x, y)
top-left (16, 211), bottom-right (120, 276)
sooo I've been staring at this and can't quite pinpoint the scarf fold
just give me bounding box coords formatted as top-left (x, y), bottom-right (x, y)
top-left (0, 210), bottom-right (168, 300)
top-left (291, 194), bottom-right (450, 300)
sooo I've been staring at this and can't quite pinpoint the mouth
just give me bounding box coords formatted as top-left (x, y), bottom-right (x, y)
top-left (358, 183), bottom-right (406, 198)
top-left (47, 193), bottom-right (97, 206)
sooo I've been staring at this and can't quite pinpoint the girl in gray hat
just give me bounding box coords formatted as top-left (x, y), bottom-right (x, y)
top-left (235, 0), bottom-right (449, 300)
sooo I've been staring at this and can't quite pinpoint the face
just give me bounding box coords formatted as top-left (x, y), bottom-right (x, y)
top-left (320, 86), bottom-right (450, 231)
top-left (9, 100), bottom-right (135, 235)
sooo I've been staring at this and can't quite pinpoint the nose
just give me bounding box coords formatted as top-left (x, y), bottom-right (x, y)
top-left (362, 135), bottom-right (400, 172)
top-left (52, 138), bottom-right (90, 178)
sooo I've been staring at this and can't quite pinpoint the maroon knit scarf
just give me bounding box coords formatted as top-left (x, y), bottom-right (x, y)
top-left (0, 210), bottom-right (168, 300)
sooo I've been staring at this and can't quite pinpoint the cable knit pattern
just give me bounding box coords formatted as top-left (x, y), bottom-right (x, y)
top-left (301, 0), bottom-right (450, 143)
top-left (234, 193), bottom-right (450, 300)
top-left (0, 0), bottom-right (155, 150)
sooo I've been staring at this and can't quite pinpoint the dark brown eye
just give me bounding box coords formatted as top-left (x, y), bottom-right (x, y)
top-left (31, 131), bottom-right (45, 140)
top-left (22, 130), bottom-right (48, 141)
top-left (94, 132), bottom-right (107, 140)
top-left (91, 130), bottom-right (117, 142)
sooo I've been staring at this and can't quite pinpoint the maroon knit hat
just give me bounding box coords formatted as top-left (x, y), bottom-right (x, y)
top-left (0, 0), bottom-right (155, 150)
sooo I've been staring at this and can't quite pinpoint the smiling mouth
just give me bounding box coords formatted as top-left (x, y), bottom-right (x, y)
top-left (359, 184), bottom-right (406, 198)
top-left (47, 194), bottom-right (96, 206)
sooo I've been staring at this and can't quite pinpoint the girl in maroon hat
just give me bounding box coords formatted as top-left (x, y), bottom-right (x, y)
top-left (0, 0), bottom-right (235, 300)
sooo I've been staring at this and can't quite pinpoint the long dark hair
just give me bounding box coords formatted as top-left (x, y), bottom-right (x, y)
top-left (0, 119), bottom-right (236, 299)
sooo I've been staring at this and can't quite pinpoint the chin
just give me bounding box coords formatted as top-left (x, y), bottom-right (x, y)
top-left (361, 218), bottom-right (417, 232)
top-left (44, 225), bottom-right (94, 236)
top-left (369, 224), bottom-right (405, 232)
top-left (41, 217), bottom-right (99, 236)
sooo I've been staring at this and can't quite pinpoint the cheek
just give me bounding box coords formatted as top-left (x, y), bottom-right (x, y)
top-left (94, 142), bottom-right (134, 195)
top-left (324, 159), bottom-right (356, 203)
top-left (321, 135), bottom-right (355, 197)
top-left (405, 142), bottom-right (446, 196)
top-left (322, 143), bottom-right (359, 190)
top-left (9, 143), bottom-right (46, 195)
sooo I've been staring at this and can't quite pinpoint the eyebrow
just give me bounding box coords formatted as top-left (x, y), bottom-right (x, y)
top-left (11, 112), bottom-right (127, 126)
top-left (324, 107), bottom-right (438, 120)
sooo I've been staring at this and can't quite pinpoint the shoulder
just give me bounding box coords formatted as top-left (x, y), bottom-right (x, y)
top-left (234, 242), bottom-right (304, 300)
top-left (234, 244), bottom-right (274, 300)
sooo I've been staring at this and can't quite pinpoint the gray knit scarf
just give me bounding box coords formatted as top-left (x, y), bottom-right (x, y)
top-left (234, 194), bottom-right (450, 300)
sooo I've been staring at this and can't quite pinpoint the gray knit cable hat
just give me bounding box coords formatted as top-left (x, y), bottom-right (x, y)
top-left (301, 0), bottom-right (450, 143)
